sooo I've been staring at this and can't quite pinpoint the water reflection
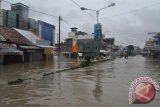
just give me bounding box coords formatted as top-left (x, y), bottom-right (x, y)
top-left (0, 56), bottom-right (160, 107)
top-left (92, 72), bottom-right (103, 102)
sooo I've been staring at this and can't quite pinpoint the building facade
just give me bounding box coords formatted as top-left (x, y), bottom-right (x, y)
top-left (37, 20), bottom-right (55, 46)
top-left (3, 10), bottom-right (17, 28)
top-left (28, 18), bottom-right (36, 33)
top-left (11, 3), bottom-right (29, 30)
top-left (0, 9), bottom-right (4, 26)
top-left (94, 23), bottom-right (102, 40)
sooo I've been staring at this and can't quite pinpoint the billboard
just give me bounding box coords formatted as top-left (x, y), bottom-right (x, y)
top-left (72, 35), bottom-right (78, 53)
top-left (94, 23), bottom-right (102, 40)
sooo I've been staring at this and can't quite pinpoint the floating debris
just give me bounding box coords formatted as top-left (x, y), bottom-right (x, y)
top-left (8, 78), bottom-right (24, 85)
top-left (43, 72), bottom-right (54, 76)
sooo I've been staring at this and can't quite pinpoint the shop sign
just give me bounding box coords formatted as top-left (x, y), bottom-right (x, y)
top-left (0, 42), bottom-right (17, 48)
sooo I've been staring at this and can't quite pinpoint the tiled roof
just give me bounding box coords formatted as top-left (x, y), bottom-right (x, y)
top-left (0, 26), bottom-right (33, 45)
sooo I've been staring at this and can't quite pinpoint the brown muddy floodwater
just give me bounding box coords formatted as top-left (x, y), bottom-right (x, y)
top-left (0, 55), bottom-right (160, 107)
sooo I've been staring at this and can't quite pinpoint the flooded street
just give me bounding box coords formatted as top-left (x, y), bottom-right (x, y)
top-left (0, 55), bottom-right (160, 107)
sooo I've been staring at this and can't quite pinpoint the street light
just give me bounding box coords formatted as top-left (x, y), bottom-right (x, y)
top-left (80, 3), bottom-right (115, 57)
top-left (80, 3), bottom-right (115, 24)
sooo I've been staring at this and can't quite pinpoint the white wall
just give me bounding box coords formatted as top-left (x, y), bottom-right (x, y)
top-left (77, 34), bottom-right (94, 39)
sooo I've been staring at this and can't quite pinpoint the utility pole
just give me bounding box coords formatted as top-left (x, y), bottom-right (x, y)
top-left (58, 16), bottom-right (61, 58)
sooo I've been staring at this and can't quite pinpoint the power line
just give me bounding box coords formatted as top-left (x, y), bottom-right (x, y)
top-left (29, 9), bottom-right (58, 18)
top-left (61, 19), bottom-right (72, 28)
top-left (2, 0), bottom-right (58, 18)
top-left (100, 1), bottom-right (160, 19)
top-left (70, 0), bottom-right (81, 7)
top-left (69, 0), bottom-right (95, 18)
top-left (61, 19), bottom-right (89, 31)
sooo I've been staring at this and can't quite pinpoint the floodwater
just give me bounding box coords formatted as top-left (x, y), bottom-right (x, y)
top-left (0, 55), bottom-right (160, 107)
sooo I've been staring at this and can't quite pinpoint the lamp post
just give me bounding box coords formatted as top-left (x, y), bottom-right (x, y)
top-left (80, 3), bottom-right (115, 24)
top-left (80, 3), bottom-right (115, 57)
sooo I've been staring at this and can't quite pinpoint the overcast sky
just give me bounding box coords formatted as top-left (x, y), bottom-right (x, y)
top-left (2, 0), bottom-right (160, 47)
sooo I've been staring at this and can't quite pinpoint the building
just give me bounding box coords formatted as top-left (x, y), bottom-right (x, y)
top-left (0, 26), bottom-right (32, 45)
top-left (102, 38), bottom-right (115, 50)
top-left (94, 23), bottom-right (102, 40)
top-left (11, 3), bottom-right (29, 29)
top-left (14, 28), bottom-right (55, 62)
top-left (28, 18), bottom-right (36, 33)
top-left (0, 9), bottom-right (5, 26)
top-left (0, 26), bottom-right (32, 64)
top-left (144, 39), bottom-right (155, 51)
top-left (60, 28), bottom-right (97, 58)
top-left (37, 20), bottom-right (55, 46)
top-left (0, 26), bottom-right (55, 64)
top-left (154, 33), bottom-right (160, 50)
top-left (150, 33), bottom-right (160, 58)
top-left (3, 10), bottom-right (17, 28)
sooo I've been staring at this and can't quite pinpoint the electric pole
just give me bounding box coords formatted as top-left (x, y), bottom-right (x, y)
top-left (58, 16), bottom-right (61, 57)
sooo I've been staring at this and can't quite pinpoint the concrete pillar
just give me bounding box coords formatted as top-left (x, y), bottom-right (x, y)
top-left (69, 53), bottom-right (71, 62)
top-left (45, 54), bottom-right (48, 63)
top-left (0, 55), bottom-right (3, 64)
top-left (29, 52), bottom-right (32, 64)
top-left (21, 55), bottom-right (24, 62)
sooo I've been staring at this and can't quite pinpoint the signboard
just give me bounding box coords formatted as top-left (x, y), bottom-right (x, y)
top-left (68, 32), bottom-right (75, 38)
top-left (36, 40), bottom-right (50, 46)
top-left (94, 23), bottom-right (102, 40)
top-left (44, 48), bottom-right (54, 54)
top-left (27, 50), bottom-right (35, 53)
top-left (148, 32), bottom-right (157, 35)
top-left (0, 42), bottom-right (17, 48)
top-left (72, 35), bottom-right (78, 53)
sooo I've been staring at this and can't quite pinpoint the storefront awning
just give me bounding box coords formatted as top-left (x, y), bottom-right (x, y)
top-left (19, 45), bottom-right (41, 49)
top-left (37, 45), bottom-right (57, 49)
top-left (0, 48), bottom-right (23, 55)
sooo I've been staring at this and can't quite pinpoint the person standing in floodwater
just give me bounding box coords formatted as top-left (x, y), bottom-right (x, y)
top-left (124, 53), bottom-right (128, 59)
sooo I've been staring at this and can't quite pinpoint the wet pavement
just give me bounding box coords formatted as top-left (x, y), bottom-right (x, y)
top-left (0, 55), bottom-right (160, 107)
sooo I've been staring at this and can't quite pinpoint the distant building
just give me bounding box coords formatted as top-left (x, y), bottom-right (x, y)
top-left (103, 38), bottom-right (115, 45)
top-left (28, 18), bottom-right (36, 33)
top-left (94, 23), bottom-right (102, 40)
top-left (134, 46), bottom-right (141, 55)
top-left (60, 27), bottom-right (97, 57)
top-left (0, 9), bottom-right (5, 26)
top-left (37, 20), bottom-right (55, 46)
top-left (3, 10), bottom-right (17, 28)
top-left (11, 3), bottom-right (29, 29)
top-left (102, 38), bottom-right (115, 50)
top-left (154, 33), bottom-right (160, 50)
top-left (144, 39), bottom-right (155, 51)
